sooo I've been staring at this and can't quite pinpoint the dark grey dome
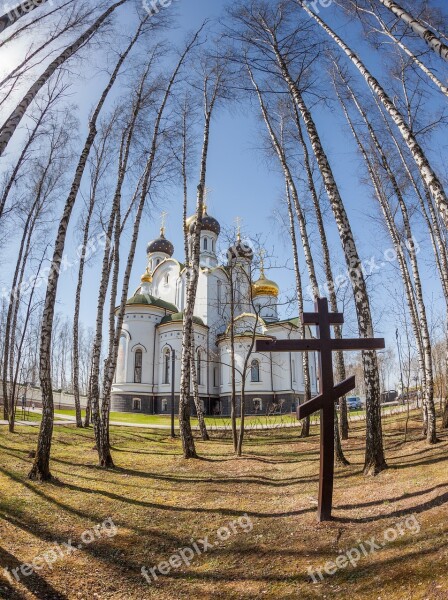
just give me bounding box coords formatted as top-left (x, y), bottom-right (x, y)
top-left (188, 212), bottom-right (221, 236)
top-left (147, 232), bottom-right (174, 256)
top-left (227, 239), bottom-right (254, 261)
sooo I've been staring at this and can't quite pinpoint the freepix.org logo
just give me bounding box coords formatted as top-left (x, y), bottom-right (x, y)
top-left (0, 0), bottom-right (54, 32)
top-left (142, 0), bottom-right (180, 17)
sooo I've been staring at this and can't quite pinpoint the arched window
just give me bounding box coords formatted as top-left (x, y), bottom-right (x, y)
top-left (253, 398), bottom-right (262, 412)
top-left (165, 273), bottom-right (169, 285)
top-left (197, 351), bottom-right (202, 385)
top-left (217, 280), bottom-right (222, 311)
top-left (164, 349), bottom-right (171, 384)
top-left (251, 359), bottom-right (260, 382)
top-left (134, 350), bottom-right (142, 383)
top-left (203, 237), bottom-right (208, 251)
top-left (211, 239), bottom-right (215, 252)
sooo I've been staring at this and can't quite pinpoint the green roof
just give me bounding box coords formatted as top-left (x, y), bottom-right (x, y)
top-left (126, 294), bottom-right (178, 313)
top-left (268, 317), bottom-right (300, 328)
top-left (160, 312), bottom-right (205, 327)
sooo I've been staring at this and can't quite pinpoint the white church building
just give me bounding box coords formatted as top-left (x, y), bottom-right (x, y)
top-left (111, 209), bottom-right (318, 416)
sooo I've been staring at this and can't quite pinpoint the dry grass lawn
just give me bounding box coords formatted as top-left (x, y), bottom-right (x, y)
top-left (0, 411), bottom-right (447, 600)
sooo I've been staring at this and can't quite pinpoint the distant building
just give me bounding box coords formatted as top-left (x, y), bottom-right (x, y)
top-left (111, 209), bottom-right (318, 415)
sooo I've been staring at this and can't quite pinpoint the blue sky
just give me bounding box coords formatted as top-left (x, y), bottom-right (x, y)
top-left (2, 0), bottom-right (447, 379)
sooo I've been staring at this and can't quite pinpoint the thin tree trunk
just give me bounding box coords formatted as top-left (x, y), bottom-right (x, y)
top-left (229, 263), bottom-right (238, 451)
top-left (0, 0), bottom-right (50, 34)
top-left (292, 104), bottom-right (349, 440)
top-left (190, 338), bottom-right (209, 441)
top-left (298, 1), bottom-right (448, 228)
top-left (0, 0), bottom-right (129, 156)
top-left (343, 80), bottom-right (437, 444)
top-left (179, 58), bottom-right (219, 459)
top-left (269, 38), bottom-right (385, 474)
top-left (249, 68), bottom-right (315, 437)
top-left (284, 183), bottom-right (312, 438)
top-left (28, 17), bottom-right (143, 481)
top-left (97, 30), bottom-right (203, 465)
top-left (376, 0), bottom-right (448, 62)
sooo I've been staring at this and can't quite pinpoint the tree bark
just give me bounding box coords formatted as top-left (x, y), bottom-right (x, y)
top-left (377, 0), bottom-right (448, 62)
top-left (28, 15), bottom-right (142, 481)
top-left (0, 0), bottom-right (50, 34)
top-left (292, 104), bottom-right (349, 440)
top-left (190, 338), bottom-right (209, 441)
top-left (0, 0), bottom-right (129, 156)
top-left (343, 81), bottom-right (437, 444)
top-left (299, 1), bottom-right (448, 229)
top-left (269, 38), bottom-right (386, 474)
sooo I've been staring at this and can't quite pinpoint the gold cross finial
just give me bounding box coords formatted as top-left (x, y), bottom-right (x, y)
top-left (160, 211), bottom-right (168, 236)
top-left (203, 187), bottom-right (213, 214)
top-left (259, 249), bottom-right (266, 276)
top-left (235, 216), bottom-right (242, 241)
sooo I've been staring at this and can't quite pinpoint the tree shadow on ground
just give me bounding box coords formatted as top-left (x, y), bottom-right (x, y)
top-left (0, 545), bottom-right (67, 600)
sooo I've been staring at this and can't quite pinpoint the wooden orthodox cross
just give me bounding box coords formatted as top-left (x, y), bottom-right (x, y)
top-left (256, 298), bottom-right (385, 521)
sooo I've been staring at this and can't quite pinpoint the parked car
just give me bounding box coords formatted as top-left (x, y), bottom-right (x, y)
top-left (346, 396), bottom-right (363, 411)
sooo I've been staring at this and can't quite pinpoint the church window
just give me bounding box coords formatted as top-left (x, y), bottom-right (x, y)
top-left (213, 367), bottom-right (218, 387)
top-left (165, 274), bottom-right (169, 285)
top-left (253, 398), bottom-right (262, 412)
top-left (251, 359), bottom-right (260, 382)
top-left (197, 350), bottom-right (202, 385)
top-left (132, 398), bottom-right (141, 411)
top-left (217, 280), bottom-right (223, 311)
top-left (164, 349), bottom-right (171, 384)
top-left (134, 350), bottom-right (143, 383)
top-left (204, 237), bottom-right (208, 250)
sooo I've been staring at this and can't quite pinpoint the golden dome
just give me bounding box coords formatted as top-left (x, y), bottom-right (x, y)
top-left (141, 268), bottom-right (152, 284)
top-left (252, 271), bottom-right (279, 298)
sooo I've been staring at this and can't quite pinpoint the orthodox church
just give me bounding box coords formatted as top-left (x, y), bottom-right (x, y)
top-left (111, 209), bottom-right (318, 416)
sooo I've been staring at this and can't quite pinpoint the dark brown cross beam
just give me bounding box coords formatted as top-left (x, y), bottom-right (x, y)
top-left (256, 298), bottom-right (385, 522)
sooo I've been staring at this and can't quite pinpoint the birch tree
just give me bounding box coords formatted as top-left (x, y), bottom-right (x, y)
top-left (296, 0), bottom-right (448, 229)
top-left (179, 57), bottom-right (224, 459)
top-left (0, 0), bottom-right (130, 156)
top-left (337, 0), bottom-right (448, 98)
top-left (28, 14), bottom-right (151, 481)
top-left (334, 72), bottom-right (436, 443)
top-left (93, 29), bottom-right (204, 468)
top-left (0, 0), bottom-right (52, 34)
top-left (72, 115), bottom-right (116, 428)
top-left (376, 0), bottom-right (448, 63)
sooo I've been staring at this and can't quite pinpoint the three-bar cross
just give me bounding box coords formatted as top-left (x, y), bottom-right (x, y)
top-left (256, 298), bottom-right (385, 521)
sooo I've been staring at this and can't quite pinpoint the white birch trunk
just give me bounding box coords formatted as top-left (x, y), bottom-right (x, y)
top-left (190, 337), bottom-right (209, 441)
top-left (377, 0), bottom-right (448, 62)
top-left (28, 17), bottom-right (143, 480)
top-left (299, 1), bottom-right (448, 229)
top-left (98, 31), bottom-right (203, 466)
top-left (345, 85), bottom-right (437, 444)
top-left (0, 0), bottom-right (129, 156)
top-left (268, 40), bottom-right (386, 474)
top-left (0, 0), bottom-right (50, 34)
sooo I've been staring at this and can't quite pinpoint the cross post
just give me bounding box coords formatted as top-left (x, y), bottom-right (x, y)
top-left (256, 298), bottom-right (385, 521)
